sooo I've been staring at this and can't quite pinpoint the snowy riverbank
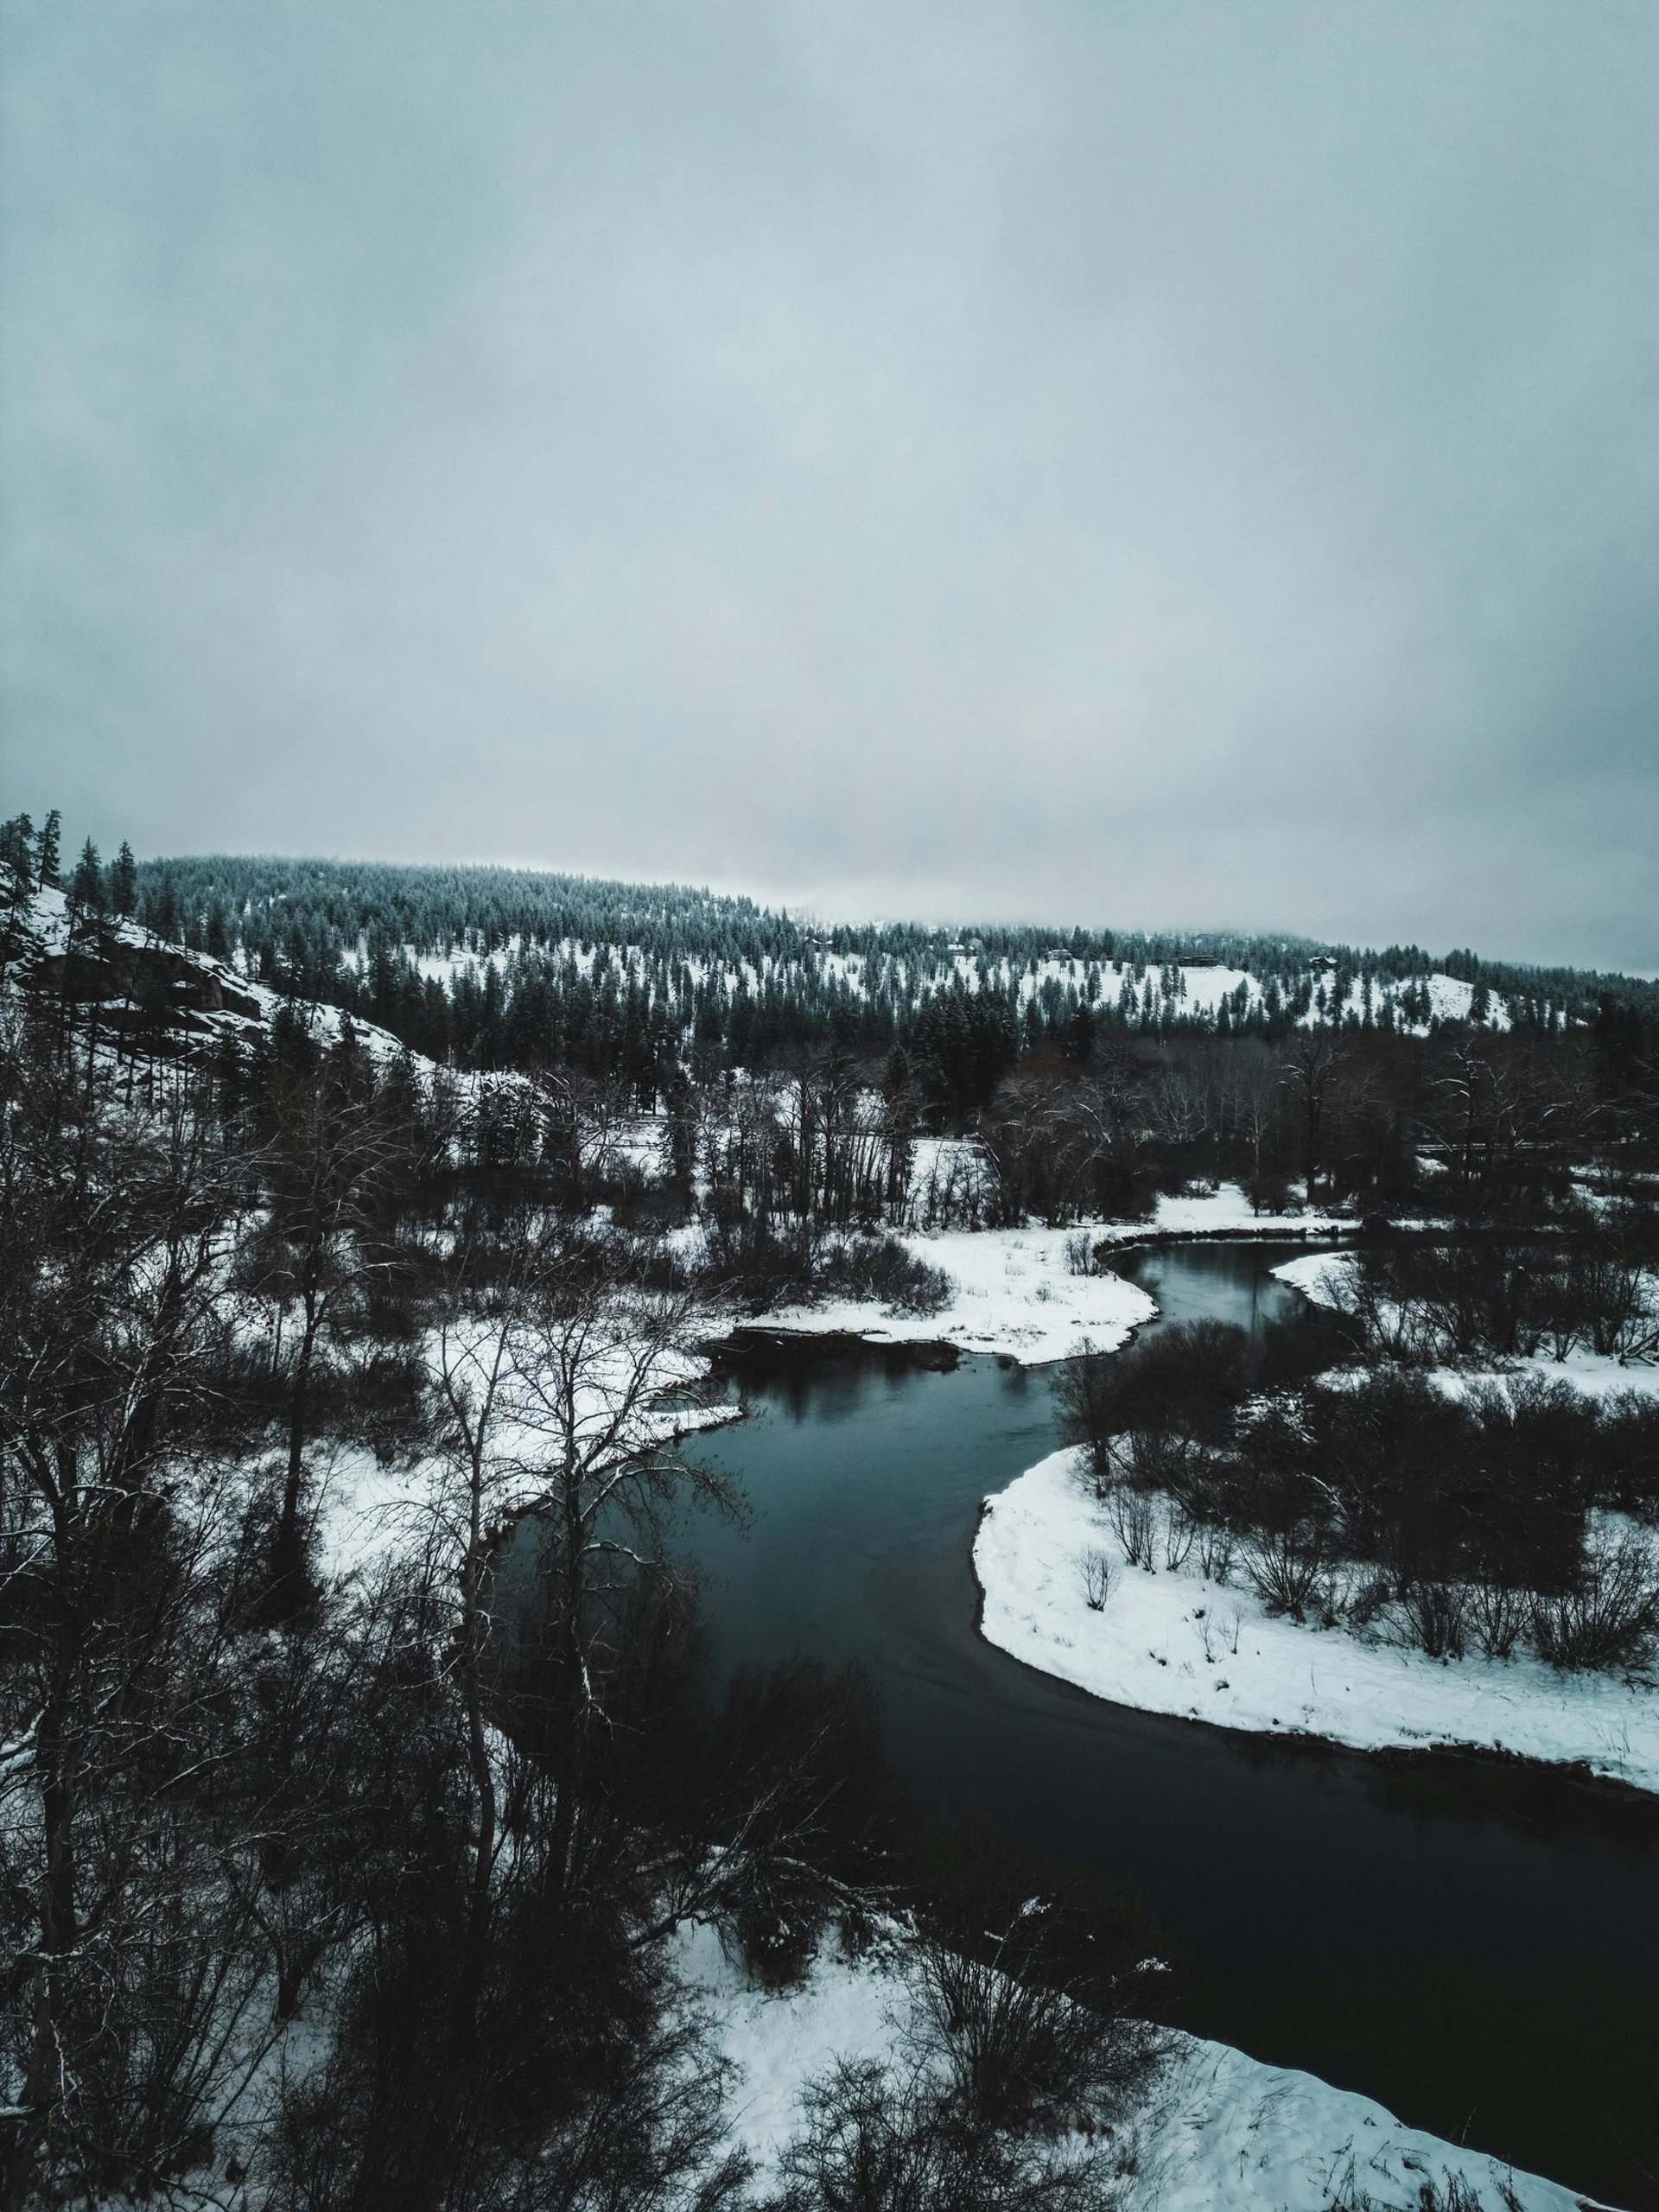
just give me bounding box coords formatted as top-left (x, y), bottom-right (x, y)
top-left (677, 1921), bottom-right (1595, 2211)
top-left (750, 1224), bottom-right (1157, 1363)
top-left (975, 1448), bottom-right (1659, 1795)
top-left (1273, 1249), bottom-right (1659, 1400)
top-left (743, 1185), bottom-right (1361, 1363)
top-left (1094, 1181), bottom-right (1354, 1245)
top-left (312, 1340), bottom-right (743, 1587)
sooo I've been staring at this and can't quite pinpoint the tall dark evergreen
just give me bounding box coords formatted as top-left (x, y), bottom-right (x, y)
top-left (0, 813), bottom-right (33, 881)
top-left (69, 840), bottom-right (104, 913)
top-left (34, 808), bottom-right (61, 889)
top-left (108, 839), bottom-right (138, 917)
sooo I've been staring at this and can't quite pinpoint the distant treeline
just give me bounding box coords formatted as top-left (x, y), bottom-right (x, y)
top-left (111, 851), bottom-right (1656, 1077)
top-left (4, 819), bottom-right (1656, 1092)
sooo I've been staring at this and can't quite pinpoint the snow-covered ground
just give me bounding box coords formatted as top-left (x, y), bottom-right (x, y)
top-left (12, 881), bottom-right (455, 1076)
top-left (677, 1921), bottom-right (1592, 2211)
top-left (311, 1338), bottom-right (743, 1587)
top-left (1273, 1252), bottom-right (1659, 1400)
top-left (975, 1450), bottom-right (1659, 1795)
top-left (1096, 1180), bottom-right (1355, 1244)
top-left (751, 1227), bottom-right (1157, 1363)
top-left (744, 1187), bottom-right (1364, 1364)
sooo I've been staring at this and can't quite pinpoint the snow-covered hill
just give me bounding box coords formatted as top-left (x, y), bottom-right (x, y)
top-left (3, 880), bottom-right (430, 1068)
top-left (345, 931), bottom-right (1520, 1039)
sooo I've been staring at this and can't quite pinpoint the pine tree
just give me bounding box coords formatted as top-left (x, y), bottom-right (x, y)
top-left (0, 813), bottom-right (32, 882)
top-left (71, 839), bottom-right (104, 912)
top-left (35, 808), bottom-right (61, 888)
top-left (150, 874), bottom-right (181, 943)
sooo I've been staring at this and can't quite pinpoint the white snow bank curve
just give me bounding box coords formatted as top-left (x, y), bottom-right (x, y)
top-left (974, 1449), bottom-right (1659, 1795)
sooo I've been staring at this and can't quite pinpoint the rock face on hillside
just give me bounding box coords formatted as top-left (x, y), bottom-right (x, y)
top-left (2, 876), bottom-right (267, 1042)
top-left (2, 874), bottom-right (449, 1079)
top-left (30, 936), bottom-right (266, 1021)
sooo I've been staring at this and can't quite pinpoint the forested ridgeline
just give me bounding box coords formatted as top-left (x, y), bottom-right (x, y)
top-left (57, 836), bottom-right (1659, 1075)
top-left (3, 812), bottom-right (1657, 1231)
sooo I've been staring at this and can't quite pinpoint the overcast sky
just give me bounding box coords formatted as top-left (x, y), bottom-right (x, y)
top-left (3, 3), bottom-right (1656, 968)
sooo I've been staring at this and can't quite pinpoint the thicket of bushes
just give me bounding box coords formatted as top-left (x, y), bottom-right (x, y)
top-left (1345, 1216), bottom-right (1659, 1366)
top-left (1058, 1315), bottom-right (1659, 1673)
top-left (697, 1217), bottom-right (952, 1319)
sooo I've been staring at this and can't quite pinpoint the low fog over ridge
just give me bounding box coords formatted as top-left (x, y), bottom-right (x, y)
top-left (3, 3), bottom-right (1657, 969)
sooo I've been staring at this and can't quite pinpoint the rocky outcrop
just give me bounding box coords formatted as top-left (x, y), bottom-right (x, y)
top-left (3, 876), bottom-right (416, 1071)
top-left (2, 879), bottom-right (268, 1047)
top-left (30, 938), bottom-right (264, 1021)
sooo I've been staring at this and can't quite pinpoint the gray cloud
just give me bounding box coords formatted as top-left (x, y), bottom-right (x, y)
top-left (3, 0), bottom-right (1656, 966)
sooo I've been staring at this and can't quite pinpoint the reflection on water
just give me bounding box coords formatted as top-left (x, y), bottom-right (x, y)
top-left (1112, 1238), bottom-right (1308, 1334)
top-left (680, 1243), bottom-right (1659, 2210)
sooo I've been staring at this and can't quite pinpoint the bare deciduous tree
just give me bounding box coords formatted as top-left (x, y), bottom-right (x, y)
top-left (243, 1068), bottom-right (408, 1599)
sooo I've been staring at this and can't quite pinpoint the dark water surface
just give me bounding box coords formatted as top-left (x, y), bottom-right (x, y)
top-left (679, 1243), bottom-right (1659, 2209)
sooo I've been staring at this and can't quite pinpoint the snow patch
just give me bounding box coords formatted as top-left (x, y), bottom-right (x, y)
top-left (677, 1922), bottom-right (1592, 2209)
top-left (975, 1449), bottom-right (1659, 1794)
top-left (753, 1228), bottom-right (1157, 1364)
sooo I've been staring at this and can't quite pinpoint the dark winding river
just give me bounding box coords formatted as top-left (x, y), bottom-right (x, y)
top-left (677, 1243), bottom-right (1659, 2210)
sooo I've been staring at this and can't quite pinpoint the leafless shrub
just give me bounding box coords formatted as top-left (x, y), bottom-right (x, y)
top-left (1052, 1345), bottom-right (1120, 1491)
top-left (1398, 1579), bottom-right (1468, 1661)
top-left (1194, 1605), bottom-right (1239, 1665)
top-left (1344, 1573), bottom-right (1391, 1632)
top-left (1315, 1567), bottom-right (1350, 1628)
top-left (1195, 1521), bottom-right (1236, 1584)
top-left (1531, 1529), bottom-right (1659, 1672)
top-left (1123, 1427), bottom-right (1203, 1492)
top-left (1572, 1233), bottom-right (1652, 1359)
top-left (1108, 1484), bottom-right (1159, 1569)
top-left (1080, 1548), bottom-right (1116, 1611)
top-left (1467, 1579), bottom-right (1529, 1662)
top-left (818, 1232), bottom-right (952, 1315)
top-left (1239, 1525), bottom-right (1329, 1619)
top-left (915, 1940), bottom-right (1163, 2140)
top-left (1064, 1230), bottom-right (1097, 1277)
top-left (1161, 1500), bottom-right (1197, 1573)
top-left (701, 1212), bottom-right (822, 1315)
top-left (776, 2056), bottom-right (1117, 2212)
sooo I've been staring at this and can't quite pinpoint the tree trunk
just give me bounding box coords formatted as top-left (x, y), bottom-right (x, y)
top-left (545, 1476), bottom-right (589, 1925)
top-left (3, 1662), bottom-right (79, 2211)
top-left (277, 1300), bottom-right (320, 1568)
